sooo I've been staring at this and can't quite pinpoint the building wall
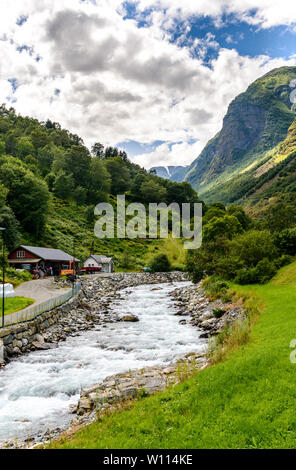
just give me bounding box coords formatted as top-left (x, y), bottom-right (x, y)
top-left (83, 257), bottom-right (100, 268)
top-left (8, 248), bottom-right (36, 260)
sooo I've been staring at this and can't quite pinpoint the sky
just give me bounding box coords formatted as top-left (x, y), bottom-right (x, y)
top-left (1, 1), bottom-right (296, 169)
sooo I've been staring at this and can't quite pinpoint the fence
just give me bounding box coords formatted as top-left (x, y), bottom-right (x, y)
top-left (3, 281), bottom-right (82, 328)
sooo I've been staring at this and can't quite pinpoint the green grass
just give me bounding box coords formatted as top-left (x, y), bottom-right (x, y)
top-left (1, 296), bottom-right (34, 315)
top-left (40, 198), bottom-right (186, 271)
top-left (48, 261), bottom-right (296, 449)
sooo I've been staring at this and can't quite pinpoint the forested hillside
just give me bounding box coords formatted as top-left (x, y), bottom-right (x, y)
top-left (0, 104), bottom-right (199, 267)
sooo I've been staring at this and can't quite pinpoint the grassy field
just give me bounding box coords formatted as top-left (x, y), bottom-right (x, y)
top-left (48, 261), bottom-right (296, 449)
top-left (0, 297), bottom-right (34, 315)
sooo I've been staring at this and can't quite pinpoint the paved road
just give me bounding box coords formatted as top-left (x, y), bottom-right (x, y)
top-left (15, 278), bottom-right (71, 306)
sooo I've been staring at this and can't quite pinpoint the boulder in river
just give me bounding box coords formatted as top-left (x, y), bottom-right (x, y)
top-left (120, 314), bottom-right (139, 322)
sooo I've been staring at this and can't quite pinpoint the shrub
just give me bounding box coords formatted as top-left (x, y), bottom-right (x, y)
top-left (274, 254), bottom-right (293, 269)
top-left (149, 254), bottom-right (171, 272)
top-left (170, 264), bottom-right (184, 272)
top-left (274, 227), bottom-right (296, 255)
top-left (230, 230), bottom-right (277, 267)
top-left (5, 267), bottom-right (32, 286)
top-left (254, 258), bottom-right (277, 284)
top-left (212, 308), bottom-right (226, 319)
top-left (202, 277), bottom-right (230, 299)
top-left (234, 258), bottom-right (277, 285)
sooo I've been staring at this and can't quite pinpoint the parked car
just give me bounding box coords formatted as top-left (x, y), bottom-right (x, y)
top-left (80, 266), bottom-right (102, 274)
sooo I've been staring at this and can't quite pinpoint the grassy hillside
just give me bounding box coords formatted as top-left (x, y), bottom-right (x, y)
top-left (185, 66), bottom-right (296, 200)
top-left (49, 261), bottom-right (296, 449)
top-left (35, 197), bottom-right (186, 270)
top-left (0, 104), bottom-right (198, 268)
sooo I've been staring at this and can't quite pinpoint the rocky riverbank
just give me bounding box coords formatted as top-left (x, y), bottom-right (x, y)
top-left (0, 272), bottom-right (187, 365)
top-left (31, 351), bottom-right (208, 449)
top-left (1, 272), bottom-right (244, 449)
top-left (170, 283), bottom-right (245, 337)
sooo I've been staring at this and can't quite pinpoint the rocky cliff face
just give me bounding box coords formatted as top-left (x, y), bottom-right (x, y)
top-left (184, 66), bottom-right (296, 199)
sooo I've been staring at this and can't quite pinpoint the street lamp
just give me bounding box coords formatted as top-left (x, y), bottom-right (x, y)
top-left (0, 227), bottom-right (6, 328)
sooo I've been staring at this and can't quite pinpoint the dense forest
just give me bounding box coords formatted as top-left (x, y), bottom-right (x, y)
top-left (0, 104), bottom-right (199, 260)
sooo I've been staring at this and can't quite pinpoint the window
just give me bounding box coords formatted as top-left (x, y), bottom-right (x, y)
top-left (16, 250), bottom-right (25, 259)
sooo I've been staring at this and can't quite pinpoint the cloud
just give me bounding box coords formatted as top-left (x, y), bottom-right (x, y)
top-left (130, 1), bottom-right (296, 29)
top-left (0, 0), bottom-right (295, 170)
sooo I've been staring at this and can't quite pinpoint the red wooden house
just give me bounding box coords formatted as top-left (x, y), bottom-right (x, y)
top-left (8, 245), bottom-right (80, 275)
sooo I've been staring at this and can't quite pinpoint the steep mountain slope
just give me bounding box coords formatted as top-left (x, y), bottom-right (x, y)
top-left (202, 117), bottom-right (296, 213)
top-left (150, 165), bottom-right (188, 182)
top-left (184, 66), bottom-right (296, 199)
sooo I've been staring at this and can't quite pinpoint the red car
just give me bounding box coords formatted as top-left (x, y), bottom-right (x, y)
top-left (80, 266), bottom-right (102, 274)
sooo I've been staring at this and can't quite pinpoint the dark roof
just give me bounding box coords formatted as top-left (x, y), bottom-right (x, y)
top-left (90, 255), bottom-right (113, 264)
top-left (19, 245), bottom-right (80, 262)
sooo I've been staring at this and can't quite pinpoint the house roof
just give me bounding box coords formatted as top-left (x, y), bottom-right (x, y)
top-left (89, 255), bottom-right (113, 264)
top-left (18, 245), bottom-right (80, 262)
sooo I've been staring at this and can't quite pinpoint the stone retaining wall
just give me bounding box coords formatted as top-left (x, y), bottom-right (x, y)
top-left (0, 271), bottom-right (188, 366)
top-left (0, 291), bottom-right (86, 363)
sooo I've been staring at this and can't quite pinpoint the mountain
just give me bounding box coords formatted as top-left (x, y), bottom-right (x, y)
top-left (184, 66), bottom-right (296, 202)
top-left (150, 165), bottom-right (188, 182)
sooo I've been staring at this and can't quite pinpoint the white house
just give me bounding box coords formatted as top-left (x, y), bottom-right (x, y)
top-left (83, 255), bottom-right (114, 273)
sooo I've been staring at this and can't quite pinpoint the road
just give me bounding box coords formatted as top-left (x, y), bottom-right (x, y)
top-left (15, 278), bottom-right (71, 306)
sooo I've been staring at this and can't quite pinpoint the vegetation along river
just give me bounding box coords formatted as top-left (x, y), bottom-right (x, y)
top-left (0, 281), bottom-right (206, 445)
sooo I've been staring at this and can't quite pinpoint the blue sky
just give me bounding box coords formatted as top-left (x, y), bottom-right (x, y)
top-left (0, 0), bottom-right (296, 168)
top-left (117, 4), bottom-right (296, 158)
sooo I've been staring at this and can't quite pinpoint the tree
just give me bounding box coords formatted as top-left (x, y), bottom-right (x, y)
top-left (87, 158), bottom-right (111, 203)
top-left (230, 230), bottom-right (277, 267)
top-left (64, 145), bottom-right (91, 187)
top-left (37, 144), bottom-right (56, 175)
top-left (265, 203), bottom-right (296, 233)
top-left (203, 215), bottom-right (243, 242)
top-left (226, 205), bottom-right (251, 230)
top-left (166, 181), bottom-right (199, 205)
top-left (130, 174), bottom-right (147, 199)
top-left (0, 206), bottom-right (20, 250)
top-left (274, 227), bottom-right (296, 255)
top-left (53, 171), bottom-right (75, 199)
top-left (73, 186), bottom-right (87, 205)
top-left (140, 180), bottom-right (167, 203)
top-left (91, 142), bottom-right (104, 158)
top-left (0, 156), bottom-right (49, 239)
top-left (15, 136), bottom-right (35, 159)
top-left (105, 157), bottom-right (131, 194)
top-left (104, 146), bottom-right (119, 159)
top-left (30, 128), bottom-right (50, 150)
top-left (149, 254), bottom-right (171, 272)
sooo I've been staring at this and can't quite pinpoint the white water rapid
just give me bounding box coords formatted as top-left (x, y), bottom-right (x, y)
top-left (0, 281), bottom-right (205, 445)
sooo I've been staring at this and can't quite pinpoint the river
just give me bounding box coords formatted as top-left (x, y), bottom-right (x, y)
top-left (0, 281), bottom-right (206, 445)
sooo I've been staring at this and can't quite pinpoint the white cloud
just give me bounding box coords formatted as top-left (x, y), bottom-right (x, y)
top-left (131, 0), bottom-right (296, 29)
top-left (0, 0), bottom-right (295, 170)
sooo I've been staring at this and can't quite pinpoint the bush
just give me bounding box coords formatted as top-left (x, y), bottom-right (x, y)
top-left (234, 258), bottom-right (277, 285)
top-left (212, 308), bottom-right (226, 319)
top-left (230, 230), bottom-right (277, 267)
top-left (5, 267), bottom-right (32, 286)
top-left (274, 254), bottom-right (293, 269)
top-left (149, 254), bottom-right (171, 272)
top-left (202, 277), bottom-right (230, 299)
top-left (170, 264), bottom-right (184, 272)
top-left (274, 227), bottom-right (296, 255)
